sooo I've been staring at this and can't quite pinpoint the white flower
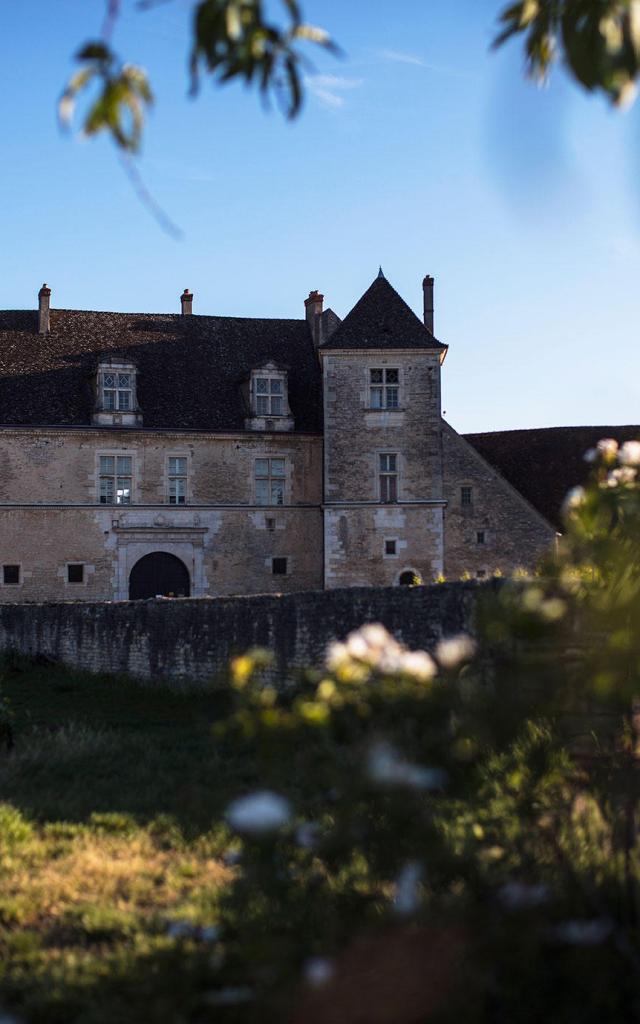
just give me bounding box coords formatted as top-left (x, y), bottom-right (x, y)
top-left (400, 650), bottom-right (436, 681)
top-left (435, 634), bottom-right (476, 670)
top-left (225, 791), bottom-right (292, 836)
top-left (619, 440), bottom-right (640, 466)
top-left (562, 486), bottom-right (586, 517)
top-left (393, 861), bottom-right (423, 915)
top-left (366, 741), bottom-right (446, 791)
top-left (346, 633), bottom-right (369, 660)
top-left (597, 438), bottom-right (618, 460)
top-left (552, 918), bottom-right (612, 946)
top-left (326, 641), bottom-right (349, 672)
top-left (359, 623), bottom-right (392, 649)
top-left (303, 957), bottom-right (334, 987)
top-left (607, 466), bottom-right (636, 486)
top-left (498, 882), bottom-right (550, 910)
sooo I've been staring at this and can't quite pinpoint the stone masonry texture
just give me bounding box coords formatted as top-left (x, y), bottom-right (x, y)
top-left (0, 582), bottom-right (482, 687)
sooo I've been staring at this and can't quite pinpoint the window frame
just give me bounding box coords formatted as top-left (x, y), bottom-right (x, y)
top-left (254, 456), bottom-right (287, 506)
top-left (96, 361), bottom-right (138, 416)
top-left (97, 451), bottom-right (135, 506)
top-left (369, 367), bottom-right (400, 410)
top-left (166, 454), bottom-right (189, 506)
top-left (378, 452), bottom-right (399, 504)
top-left (384, 538), bottom-right (399, 559)
top-left (461, 486), bottom-right (473, 509)
top-left (250, 367), bottom-right (289, 419)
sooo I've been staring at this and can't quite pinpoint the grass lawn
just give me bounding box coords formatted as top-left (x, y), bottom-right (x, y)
top-left (0, 654), bottom-right (259, 1024)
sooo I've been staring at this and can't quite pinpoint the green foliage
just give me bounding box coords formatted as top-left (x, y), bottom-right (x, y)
top-left (60, 1), bottom-right (638, 158)
top-left (61, 0), bottom-right (337, 152)
top-left (208, 436), bottom-right (640, 1020)
top-left (495, 0), bottom-right (640, 107)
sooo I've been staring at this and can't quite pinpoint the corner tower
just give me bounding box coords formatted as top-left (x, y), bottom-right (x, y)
top-left (319, 271), bottom-right (448, 587)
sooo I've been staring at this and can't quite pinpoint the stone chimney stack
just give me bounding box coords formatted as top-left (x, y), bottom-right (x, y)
top-left (422, 275), bottom-right (434, 334)
top-left (304, 290), bottom-right (324, 349)
top-left (180, 288), bottom-right (193, 315)
top-left (38, 283), bottom-right (51, 335)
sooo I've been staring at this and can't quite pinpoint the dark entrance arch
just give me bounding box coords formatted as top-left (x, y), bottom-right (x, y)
top-left (129, 552), bottom-right (190, 600)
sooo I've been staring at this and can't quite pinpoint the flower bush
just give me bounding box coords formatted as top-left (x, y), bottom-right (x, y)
top-left (208, 438), bottom-right (640, 1022)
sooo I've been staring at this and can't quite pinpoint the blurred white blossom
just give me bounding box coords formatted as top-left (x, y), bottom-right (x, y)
top-left (498, 882), bottom-right (550, 910)
top-left (367, 741), bottom-right (446, 791)
top-left (607, 466), bottom-right (637, 487)
top-left (303, 957), bottom-right (335, 986)
top-left (619, 440), bottom-right (640, 466)
top-left (435, 634), bottom-right (476, 669)
top-left (562, 486), bottom-right (586, 517)
top-left (597, 438), bottom-right (618, 461)
top-left (327, 624), bottom-right (435, 681)
top-left (226, 791), bottom-right (292, 836)
top-left (393, 860), bottom-right (423, 915)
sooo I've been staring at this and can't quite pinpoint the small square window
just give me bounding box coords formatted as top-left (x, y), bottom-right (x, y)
top-left (67, 564), bottom-right (84, 584)
top-left (272, 557), bottom-right (288, 576)
top-left (385, 539), bottom-right (397, 556)
top-left (461, 486), bottom-right (473, 507)
top-left (476, 531), bottom-right (485, 545)
top-left (3, 565), bottom-right (20, 585)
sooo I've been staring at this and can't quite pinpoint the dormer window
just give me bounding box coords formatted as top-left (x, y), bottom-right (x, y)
top-left (102, 370), bottom-right (133, 411)
top-left (245, 363), bottom-right (293, 432)
top-left (255, 375), bottom-right (284, 416)
top-left (93, 360), bottom-right (142, 427)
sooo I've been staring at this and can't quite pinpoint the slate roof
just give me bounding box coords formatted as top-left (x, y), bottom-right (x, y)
top-left (320, 275), bottom-right (447, 351)
top-left (0, 309), bottom-right (322, 432)
top-left (464, 425), bottom-right (640, 529)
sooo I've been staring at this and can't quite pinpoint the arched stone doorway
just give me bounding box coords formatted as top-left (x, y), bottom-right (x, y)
top-left (129, 552), bottom-right (190, 600)
top-left (398, 569), bottom-right (421, 587)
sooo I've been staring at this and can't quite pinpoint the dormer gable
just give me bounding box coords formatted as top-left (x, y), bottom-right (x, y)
top-left (243, 361), bottom-right (294, 432)
top-left (92, 357), bottom-right (142, 428)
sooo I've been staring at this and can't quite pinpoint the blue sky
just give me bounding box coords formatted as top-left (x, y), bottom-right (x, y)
top-left (1, 0), bottom-right (639, 433)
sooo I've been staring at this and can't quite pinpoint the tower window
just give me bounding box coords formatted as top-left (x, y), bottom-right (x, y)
top-left (461, 486), bottom-right (473, 508)
top-left (476, 531), bottom-right (485, 545)
top-left (272, 557), bottom-right (288, 575)
top-left (370, 368), bottom-right (399, 409)
top-left (379, 453), bottom-right (398, 503)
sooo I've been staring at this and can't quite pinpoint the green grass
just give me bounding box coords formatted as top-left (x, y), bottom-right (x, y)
top-left (0, 654), bottom-right (258, 1023)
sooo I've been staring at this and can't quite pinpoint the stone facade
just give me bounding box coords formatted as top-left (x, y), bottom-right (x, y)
top-left (0, 273), bottom-right (556, 602)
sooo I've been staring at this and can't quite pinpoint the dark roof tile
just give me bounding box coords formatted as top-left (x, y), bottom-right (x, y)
top-left (320, 276), bottom-right (446, 351)
top-left (465, 425), bottom-right (640, 529)
top-left (0, 309), bottom-right (322, 431)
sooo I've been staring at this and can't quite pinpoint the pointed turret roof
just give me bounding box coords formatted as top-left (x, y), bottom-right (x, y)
top-left (320, 275), bottom-right (446, 351)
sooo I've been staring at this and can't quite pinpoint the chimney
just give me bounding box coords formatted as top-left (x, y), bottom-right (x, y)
top-left (304, 290), bottom-right (324, 349)
top-left (422, 275), bottom-right (434, 334)
top-left (180, 288), bottom-right (193, 315)
top-left (38, 283), bottom-right (51, 335)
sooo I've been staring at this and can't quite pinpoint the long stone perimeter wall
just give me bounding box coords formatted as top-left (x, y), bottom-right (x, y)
top-left (0, 583), bottom-right (487, 687)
